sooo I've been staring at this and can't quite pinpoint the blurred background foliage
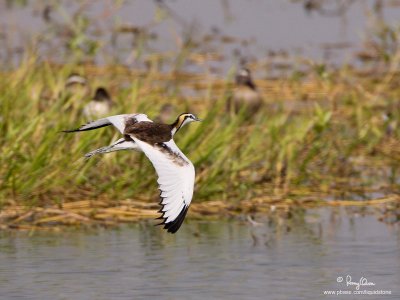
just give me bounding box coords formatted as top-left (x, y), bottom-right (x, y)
top-left (0, 0), bottom-right (399, 207)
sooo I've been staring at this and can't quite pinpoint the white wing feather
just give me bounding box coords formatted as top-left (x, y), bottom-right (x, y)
top-left (132, 137), bottom-right (195, 232)
top-left (67, 113), bottom-right (152, 134)
top-left (107, 114), bottom-right (152, 133)
top-left (65, 113), bottom-right (195, 233)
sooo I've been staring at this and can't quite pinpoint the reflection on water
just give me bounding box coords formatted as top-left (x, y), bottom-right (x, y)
top-left (0, 208), bottom-right (399, 300)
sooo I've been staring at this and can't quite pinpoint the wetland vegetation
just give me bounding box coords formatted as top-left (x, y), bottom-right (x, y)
top-left (0, 0), bottom-right (399, 229)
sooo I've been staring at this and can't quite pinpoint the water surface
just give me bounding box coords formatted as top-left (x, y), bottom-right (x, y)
top-left (0, 208), bottom-right (399, 299)
top-left (2, 1), bottom-right (400, 69)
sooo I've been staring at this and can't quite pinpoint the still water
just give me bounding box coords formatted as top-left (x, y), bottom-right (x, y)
top-left (2, 0), bottom-right (400, 68)
top-left (0, 208), bottom-right (399, 300)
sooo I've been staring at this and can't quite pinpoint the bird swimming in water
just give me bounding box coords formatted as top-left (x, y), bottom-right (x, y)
top-left (83, 87), bottom-right (113, 119)
top-left (63, 112), bottom-right (201, 233)
top-left (227, 68), bottom-right (263, 117)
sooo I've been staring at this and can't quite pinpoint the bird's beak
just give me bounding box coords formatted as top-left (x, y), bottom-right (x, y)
top-left (194, 117), bottom-right (202, 122)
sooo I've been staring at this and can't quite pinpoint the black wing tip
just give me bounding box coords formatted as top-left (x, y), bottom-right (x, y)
top-left (61, 120), bottom-right (111, 133)
top-left (61, 129), bottom-right (80, 133)
top-left (162, 206), bottom-right (189, 234)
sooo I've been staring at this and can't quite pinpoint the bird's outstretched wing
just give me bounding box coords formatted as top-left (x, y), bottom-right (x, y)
top-left (63, 114), bottom-right (151, 134)
top-left (132, 137), bottom-right (195, 233)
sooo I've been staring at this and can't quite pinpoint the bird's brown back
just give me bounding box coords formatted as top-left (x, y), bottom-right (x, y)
top-left (124, 121), bottom-right (172, 145)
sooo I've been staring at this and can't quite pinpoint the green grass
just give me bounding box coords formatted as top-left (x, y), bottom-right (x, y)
top-left (0, 55), bottom-right (399, 207)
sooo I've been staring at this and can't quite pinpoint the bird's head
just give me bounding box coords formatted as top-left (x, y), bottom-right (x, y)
top-left (94, 87), bottom-right (111, 102)
top-left (171, 113), bottom-right (201, 135)
top-left (65, 73), bottom-right (87, 87)
top-left (235, 68), bottom-right (256, 89)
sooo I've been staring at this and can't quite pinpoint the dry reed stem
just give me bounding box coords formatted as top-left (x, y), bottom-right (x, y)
top-left (326, 195), bottom-right (400, 206)
top-left (1, 194), bottom-right (398, 231)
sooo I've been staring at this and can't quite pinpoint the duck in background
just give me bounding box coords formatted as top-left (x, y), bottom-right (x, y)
top-left (61, 73), bottom-right (91, 112)
top-left (64, 73), bottom-right (90, 97)
top-left (83, 87), bottom-right (113, 119)
top-left (64, 74), bottom-right (113, 119)
top-left (65, 73), bottom-right (88, 87)
top-left (226, 68), bottom-right (263, 117)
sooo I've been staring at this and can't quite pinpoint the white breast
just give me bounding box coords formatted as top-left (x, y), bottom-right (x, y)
top-left (83, 101), bottom-right (112, 119)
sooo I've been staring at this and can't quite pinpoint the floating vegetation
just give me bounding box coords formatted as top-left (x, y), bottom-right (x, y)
top-left (2, 195), bottom-right (399, 232)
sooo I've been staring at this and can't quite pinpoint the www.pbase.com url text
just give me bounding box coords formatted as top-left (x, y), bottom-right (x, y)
top-left (323, 290), bottom-right (392, 296)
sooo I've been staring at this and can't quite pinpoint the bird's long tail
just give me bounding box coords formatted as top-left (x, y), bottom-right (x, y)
top-left (62, 117), bottom-right (112, 133)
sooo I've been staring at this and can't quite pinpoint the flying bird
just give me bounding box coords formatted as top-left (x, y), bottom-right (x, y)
top-left (63, 113), bottom-right (201, 233)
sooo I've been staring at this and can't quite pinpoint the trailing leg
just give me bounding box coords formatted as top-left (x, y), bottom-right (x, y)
top-left (84, 138), bottom-right (139, 158)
